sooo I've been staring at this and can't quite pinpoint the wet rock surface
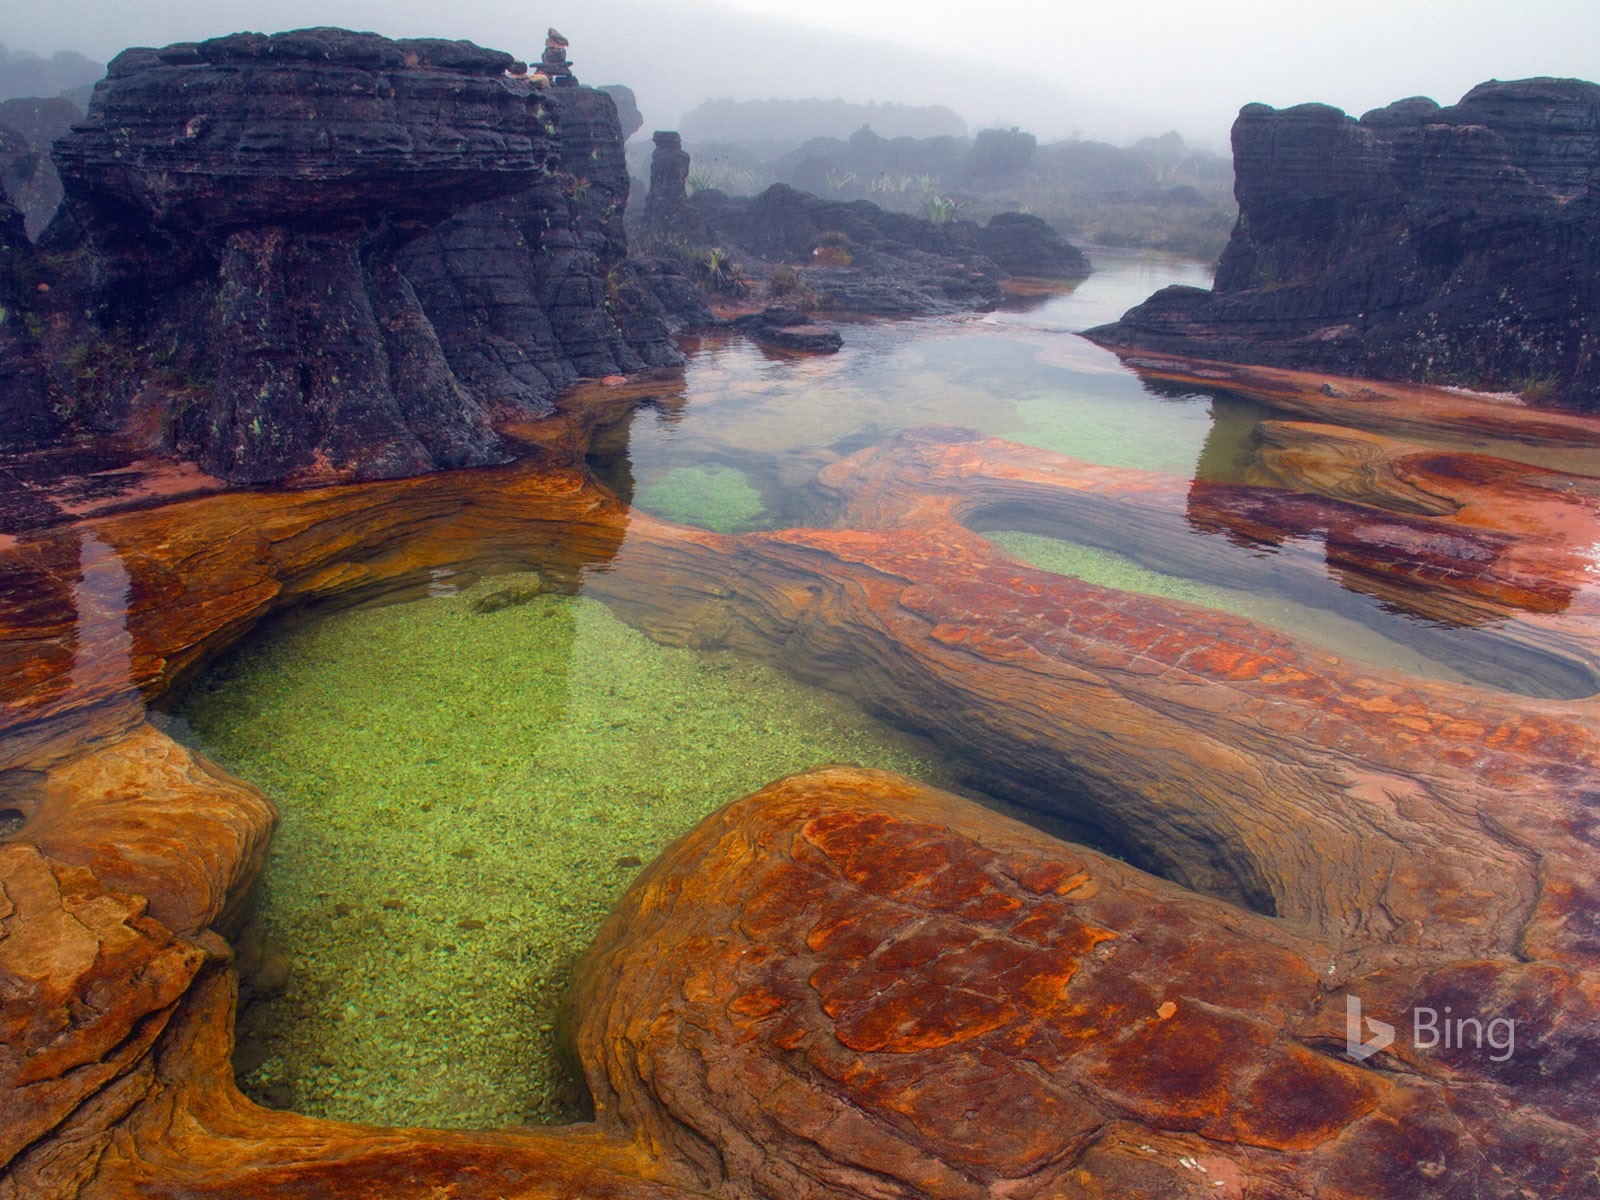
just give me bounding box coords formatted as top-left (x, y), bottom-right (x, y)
top-left (732, 305), bottom-right (844, 353)
top-left (1089, 78), bottom-right (1600, 407)
top-left (2, 371), bottom-right (1599, 1196)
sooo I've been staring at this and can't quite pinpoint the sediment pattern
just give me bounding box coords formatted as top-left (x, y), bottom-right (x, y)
top-left (2, 372), bottom-right (1599, 1197)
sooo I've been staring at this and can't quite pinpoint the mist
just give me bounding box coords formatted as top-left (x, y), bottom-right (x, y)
top-left (4, 0), bottom-right (1598, 146)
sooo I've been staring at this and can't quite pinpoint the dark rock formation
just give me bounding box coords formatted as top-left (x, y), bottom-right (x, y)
top-left (627, 255), bottom-right (717, 332)
top-left (642, 130), bottom-right (693, 236)
top-left (974, 210), bottom-right (1093, 277)
top-left (641, 132), bottom-right (1089, 316)
top-left (0, 96), bottom-right (78, 235)
top-left (732, 305), bottom-right (843, 353)
top-left (397, 85), bottom-right (679, 419)
top-left (598, 84), bottom-right (642, 141)
top-left (33, 28), bottom-right (679, 485)
top-left (1089, 78), bottom-right (1600, 407)
top-left (689, 182), bottom-right (1089, 314)
top-left (0, 179), bottom-right (58, 449)
top-left (968, 124), bottom-right (1037, 179)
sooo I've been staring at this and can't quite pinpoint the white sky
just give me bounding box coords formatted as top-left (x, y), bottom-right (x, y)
top-left (5, 0), bottom-right (1598, 145)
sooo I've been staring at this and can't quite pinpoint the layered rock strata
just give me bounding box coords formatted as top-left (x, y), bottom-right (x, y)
top-left (397, 84), bottom-right (681, 420)
top-left (2, 373), bottom-right (1599, 1196)
top-left (1089, 78), bottom-right (1600, 407)
top-left (35, 28), bottom-right (679, 484)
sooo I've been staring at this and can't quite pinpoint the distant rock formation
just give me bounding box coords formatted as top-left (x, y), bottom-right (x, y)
top-left (689, 181), bottom-right (1090, 314)
top-left (640, 132), bottom-right (1090, 317)
top-left (1088, 78), bottom-right (1600, 407)
top-left (679, 96), bottom-right (968, 144)
top-left (642, 129), bottom-right (693, 236)
top-left (0, 96), bottom-right (78, 235)
top-left (0, 43), bottom-right (103, 101)
top-left (35, 28), bottom-right (679, 485)
top-left (974, 211), bottom-right (1090, 278)
top-left (0, 179), bottom-right (58, 449)
top-left (598, 84), bottom-right (643, 141)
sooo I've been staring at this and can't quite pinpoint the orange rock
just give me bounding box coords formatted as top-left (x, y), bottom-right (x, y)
top-left (2, 394), bottom-right (1599, 1196)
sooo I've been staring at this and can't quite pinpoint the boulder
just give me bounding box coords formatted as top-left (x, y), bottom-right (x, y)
top-left (974, 210), bottom-right (1092, 277)
top-left (733, 304), bottom-right (844, 352)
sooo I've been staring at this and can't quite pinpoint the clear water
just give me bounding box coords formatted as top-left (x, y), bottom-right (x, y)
top-left (174, 249), bottom-right (1597, 1130)
top-left (184, 578), bottom-right (1005, 1127)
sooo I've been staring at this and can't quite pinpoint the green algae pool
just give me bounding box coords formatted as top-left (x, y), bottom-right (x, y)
top-left (171, 252), bottom-right (1590, 1135)
top-left (176, 573), bottom-right (989, 1128)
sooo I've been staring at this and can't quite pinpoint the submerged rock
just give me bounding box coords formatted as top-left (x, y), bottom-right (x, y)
top-left (1089, 78), bottom-right (1600, 408)
top-left (4, 393), bottom-right (1600, 1194)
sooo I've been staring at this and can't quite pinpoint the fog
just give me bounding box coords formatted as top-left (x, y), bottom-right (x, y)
top-left (5, 0), bottom-right (1598, 145)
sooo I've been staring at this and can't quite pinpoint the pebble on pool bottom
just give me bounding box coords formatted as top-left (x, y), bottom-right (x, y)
top-left (176, 573), bottom-right (976, 1129)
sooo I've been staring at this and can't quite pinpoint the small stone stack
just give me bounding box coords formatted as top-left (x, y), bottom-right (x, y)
top-left (540, 28), bottom-right (577, 87)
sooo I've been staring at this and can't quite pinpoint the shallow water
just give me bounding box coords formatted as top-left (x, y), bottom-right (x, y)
top-left (173, 249), bottom-right (1599, 1129)
top-left (183, 577), bottom-right (998, 1126)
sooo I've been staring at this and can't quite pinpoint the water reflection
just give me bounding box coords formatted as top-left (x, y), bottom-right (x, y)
top-left (582, 251), bottom-right (1600, 697)
top-left (68, 529), bottom-right (137, 712)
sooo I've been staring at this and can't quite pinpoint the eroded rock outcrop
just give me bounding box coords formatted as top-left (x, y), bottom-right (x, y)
top-left (34, 28), bottom-right (677, 484)
top-left (641, 133), bottom-right (1089, 316)
top-left (397, 84), bottom-right (680, 419)
top-left (1089, 78), bottom-right (1600, 407)
top-left (683, 182), bottom-right (1055, 314)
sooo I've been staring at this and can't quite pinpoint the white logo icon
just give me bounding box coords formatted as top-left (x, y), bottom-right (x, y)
top-left (1345, 994), bottom-right (1394, 1062)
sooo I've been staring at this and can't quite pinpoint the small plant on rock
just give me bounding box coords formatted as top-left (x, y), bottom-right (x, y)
top-left (696, 246), bottom-right (749, 295)
top-left (923, 194), bottom-right (961, 225)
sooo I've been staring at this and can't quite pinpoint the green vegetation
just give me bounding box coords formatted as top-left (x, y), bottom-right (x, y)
top-left (922, 194), bottom-right (962, 224)
top-left (636, 464), bottom-right (767, 532)
top-left (179, 579), bottom-right (968, 1129)
top-left (686, 166), bottom-right (715, 196)
top-left (695, 245), bottom-right (749, 295)
top-left (767, 264), bottom-right (819, 305)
